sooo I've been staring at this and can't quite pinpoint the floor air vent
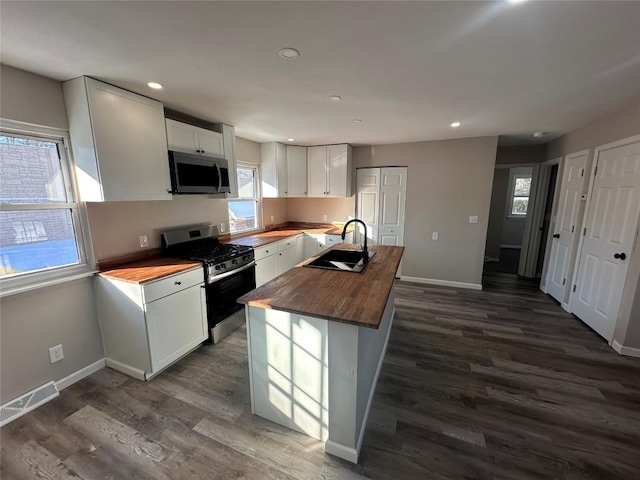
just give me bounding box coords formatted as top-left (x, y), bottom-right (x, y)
top-left (0, 381), bottom-right (59, 427)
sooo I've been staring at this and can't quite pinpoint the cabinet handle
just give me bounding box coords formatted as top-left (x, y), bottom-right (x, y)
top-left (167, 189), bottom-right (173, 194)
top-left (175, 281), bottom-right (182, 285)
top-left (265, 250), bottom-right (269, 253)
top-left (614, 252), bottom-right (627, 260)
top-left (201, 150), bottom-right (205, 154)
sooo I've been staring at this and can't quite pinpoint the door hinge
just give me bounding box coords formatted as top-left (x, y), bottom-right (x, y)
top-left (573, 284), bottom-right (577, 292)
top-left (594, 166), bottom-right (598, 176)
top-left (580, 169), bottom-right (584, 177)
top-left (562, 278), bottom-right (566, 286)
top-left (571, 225), bottom-right (575, 233)
top-left (583, 228), bottom-right (587, 236)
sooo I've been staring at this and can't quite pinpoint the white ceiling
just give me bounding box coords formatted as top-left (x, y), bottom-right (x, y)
top-left (1, 1), bottom-right (639, 146)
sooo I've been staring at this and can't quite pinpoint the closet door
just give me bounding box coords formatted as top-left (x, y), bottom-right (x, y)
top-left (356, 168), bottom-right (380, 245)
top-left (571, 139), bottom-right (640, 341)
top-left (378, 167), bottom-right (407, 247)
top-left (545, 152), bottom-right (588, 304)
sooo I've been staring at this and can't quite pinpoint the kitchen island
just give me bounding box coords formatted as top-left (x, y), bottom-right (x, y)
top-left (237, 244), bottom-right (404, 463)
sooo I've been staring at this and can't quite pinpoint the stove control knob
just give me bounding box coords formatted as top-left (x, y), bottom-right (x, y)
top-left (215, 265), bottom-right (221, 270)
top-left (232, 259), bottom-right (238, 264)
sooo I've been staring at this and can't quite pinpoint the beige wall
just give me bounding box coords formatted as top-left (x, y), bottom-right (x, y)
top-left (0, 64), bottom-right (68, 129)
top-left (236, 136), bottom-right (261, 165)
top-left (496, 144), bottom-right (546, 165)
top-left (354, 136), bottom-right (498, 286)
top-left (262, 198), bottom-right (288, 228)
top-left (287, 197), bottom-right (355, 224)
top-left (543, 98), bottom-right (640, 350)
top-left (87, 197), bottom-right (231, 260)
top-left (0, 64), bottom-right (104, 404)
top-left (1, 279), bottom-right (104, 404)
top-left (485, 169), bottom-right (509, 259)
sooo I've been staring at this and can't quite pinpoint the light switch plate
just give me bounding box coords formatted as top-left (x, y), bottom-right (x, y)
top-left (432, 232), bottom-right (439, 240)
top-left (323, 214), bottom-right (328, 222)
top-left (49, 344), bottom-right (64, 364)
top-left (219, 223), bottom-right (225, 233)
top-left (469, 216), bottom-right (479, 224)
top-left (270, 215), bottom-right (275, 223)
top-left (139, 235), bottom-right (149, 248)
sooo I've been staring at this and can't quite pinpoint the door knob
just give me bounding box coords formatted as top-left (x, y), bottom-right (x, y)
top-left (553, 234), bottom-right (560, 239)
top-left (614, 253), bottom-right (627, 260)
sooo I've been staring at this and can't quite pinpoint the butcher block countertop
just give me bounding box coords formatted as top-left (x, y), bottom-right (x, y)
top-left (238, 244), bottom-right (404, 328)
top-left (97, 257), bottom-right (202, 284)
top-left (222, 222), bottom-right (354, 249)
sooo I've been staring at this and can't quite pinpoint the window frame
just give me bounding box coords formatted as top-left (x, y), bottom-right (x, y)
top-left (506, 168), bottom-right (533, 219)
top-left (0, 119), bottom-right (95, 297)
top-left (228, 162), bottom-right (262, 236)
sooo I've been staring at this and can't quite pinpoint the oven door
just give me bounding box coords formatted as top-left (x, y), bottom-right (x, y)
top-left (205, 262), bottom-right (256, 328)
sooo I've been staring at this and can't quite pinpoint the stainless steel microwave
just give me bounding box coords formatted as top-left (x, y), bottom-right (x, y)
top-left (168, 151), bottom-right (231, 195)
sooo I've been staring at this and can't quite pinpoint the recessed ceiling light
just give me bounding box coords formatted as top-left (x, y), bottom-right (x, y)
top-left (278, 48), bottom-right (300, 60)
top-left (352, 119), bottom-right (362, 123)
top-left (508, 0), bottom-right (528, 4)
top-left (287, 138), bottom-right (295, 142)
top-left (533, 131), bottom-right (547, 138)
top-left (450, 122), bottom-right (461, 128)
top-left (147, 82), bottom-right (163, 90)
top-left (327, 95), bottom-right (342, 102)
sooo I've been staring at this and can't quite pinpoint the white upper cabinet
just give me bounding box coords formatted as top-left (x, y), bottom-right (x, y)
top-left (286, 146), bottom-right (308, 197)
top-left (308, 144), bottom-right (352, 198)
top-left (63, 76), bottom-right (172, 202)
top-left (308, 146), bottom-right (329, 197)
top-left (221, 124), bottom-right (238, 198)
top-left (261, 142), bottom-right (288, 198)
top-left (166, 119), bottom-right (224, 158)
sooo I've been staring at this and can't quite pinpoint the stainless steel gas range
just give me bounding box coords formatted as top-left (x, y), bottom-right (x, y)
top-left (161, 224), bottom-right (255, 343)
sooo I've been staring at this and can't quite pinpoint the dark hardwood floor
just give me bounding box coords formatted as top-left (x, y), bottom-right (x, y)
top-left (2, 272), bottom-right (640, 479)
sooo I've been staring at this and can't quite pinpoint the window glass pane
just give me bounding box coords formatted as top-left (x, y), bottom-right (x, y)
top-left (0, 135), bottom-right (68, 203)
top-left (237, 167), bottom-right (256, 198)
top-left (514, 177), bottom-right (531, 196)
top-left (0, 209), bottom-right (80, 277)
top-left (512, 197), bottom-right (529, 215)
top-left (229, 201), bottom-right (257, 233)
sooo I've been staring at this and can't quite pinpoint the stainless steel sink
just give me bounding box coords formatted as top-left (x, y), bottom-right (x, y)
top-left (304, 249), bottom-right (376, 273)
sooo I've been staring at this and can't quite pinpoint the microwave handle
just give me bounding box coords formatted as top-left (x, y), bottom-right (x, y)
top-left (216, 163), bottom-right (222, 191)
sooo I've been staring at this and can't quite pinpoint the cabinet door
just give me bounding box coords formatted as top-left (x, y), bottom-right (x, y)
top-left (327, 145), bottom-right (349, 197)
top-left (255, 252), bottom-right (279, 287)
top-left (308, 146), bottom-right (328, 197)
top-left (198, 128), bottom-right (224, 157)
top-left (222, 124), bottom-right (238, 198)
top-left (261, 142), bottom-right (288, 198)
top-left (325, 234), bottom-right (343, 248)
top-left (286, 146), bottom-right (308, 197)
top-left (277, 143), bottom-right (288, 197)
top-left (166, 119), bottom-right (199, 154)
top-left (86, 78), bottom-right (172, 201)
top-left (278, 246), bottom-right (299, 274)
top-left (145, 283), bottom-right (207, 373)
top-left (303, 234), bottom-right (319, 259)
top-left (295, 235), bottom-right (305, 262)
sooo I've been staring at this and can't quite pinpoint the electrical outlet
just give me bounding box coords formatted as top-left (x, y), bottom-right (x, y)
top-left (49, 344), bottom-right (64, 364)
top-left (469, 216), bottom-right (479, 224)
top-left (323, 214), bottom-right (328, 222)
top-left (271, 215), bottom-right (275, 223)
top-left (219, 222), bottom-right (225, 233)
top-left (139, 235), bottom-right (149, 248)
top-left (432, 232), bottom-right (439, 241)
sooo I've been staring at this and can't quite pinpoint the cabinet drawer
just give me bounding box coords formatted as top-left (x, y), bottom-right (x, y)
top-left (142, 268), bottom-right (204, 303)
top-left (278, 236), bottom-right (298, 252)
top-left (254, 243), bottom-right (278, 261)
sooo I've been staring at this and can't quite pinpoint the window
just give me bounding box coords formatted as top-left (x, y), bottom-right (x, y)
top-left (0, 123), bottom-right (90, 292)
top-left (228, 165), bottom-right (260, 234)
top-left (508, 168), bottom-right (532, 217)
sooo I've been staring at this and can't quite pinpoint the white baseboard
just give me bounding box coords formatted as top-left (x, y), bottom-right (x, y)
top-left (56, 358), bottom-right (105, 391)
top-left (500, 245), bottom-right (522, 249)
top-left (105, 358), bottom-right (146, 381)
top-left (611, 340), bottom-right (640, 358)
top-left (400, 276), bottom-right (482, 291)
top-left (325, 440), bottom-right (359, 464)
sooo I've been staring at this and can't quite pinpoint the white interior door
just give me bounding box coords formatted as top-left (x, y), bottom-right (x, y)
top-left (356, 168), bottom-right (380, 245)
top-left (378, 167), bottom-right (407, 246)
top-left (546, 152), bottom-right (588, 303)
top-left (571, 139), bottom-right (640, 341)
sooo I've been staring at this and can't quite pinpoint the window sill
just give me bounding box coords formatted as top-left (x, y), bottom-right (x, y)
top-left (229, 227), bottom-right (263, 238)
top-left (0, 266), bottom-right (97, 298)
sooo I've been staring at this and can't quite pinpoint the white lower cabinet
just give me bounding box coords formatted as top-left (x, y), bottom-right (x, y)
top-left (304, 232), bottom-right (353, 258)
top-left (95, 267), bottom-right (207, 380)
top-left (254, 235), bottom-right (303, 287)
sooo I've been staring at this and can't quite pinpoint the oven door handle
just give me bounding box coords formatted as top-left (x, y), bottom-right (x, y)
top-left (209, 261), bottom-right (255, 283)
